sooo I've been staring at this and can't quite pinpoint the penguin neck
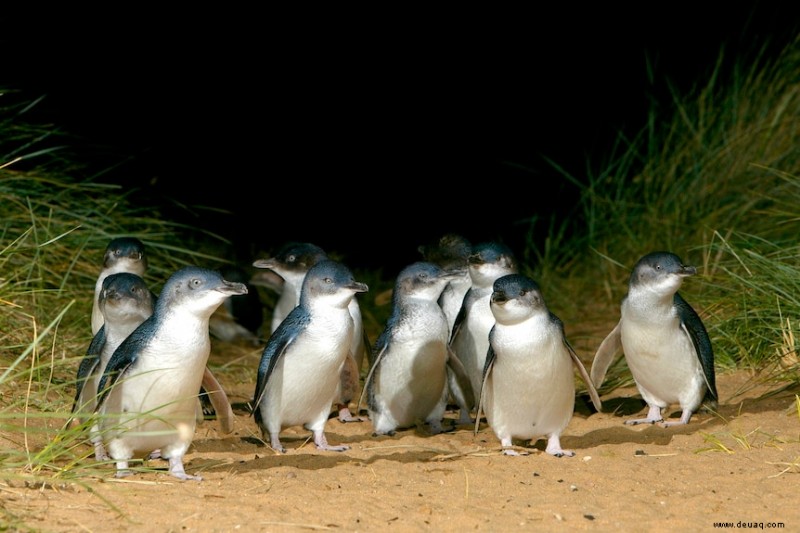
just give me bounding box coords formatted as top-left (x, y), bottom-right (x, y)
top-left (625, 286), bottom-right (680, 320)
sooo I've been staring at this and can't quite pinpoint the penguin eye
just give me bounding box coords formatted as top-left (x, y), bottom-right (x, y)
top-left (114, 250), bottom-right (122, 256)
top-left (190, 278), bottom-right (202, 288)
top-left (287, 254), bottom-right (296, 263)
top-left (655, 264), bottom-right (662, 271)
top-left (324, 277), bottom-right (333, 284)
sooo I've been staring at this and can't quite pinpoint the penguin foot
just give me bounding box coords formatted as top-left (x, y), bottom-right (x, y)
top-left (457, 411), bottom-right (474, 426)
top-left (659, 420), bottom-right (689, 428)
top-left (149, 449), bottom-right (162, 460)
top-left (114, 460), bottom-right (134, 478)
top-left (373, 430), bottom-right (396, 437)
top-left (624, 418), bottom-right (662, 425)
top-left (625, 405), bottom-right (663, 425)
top-left (93, 443), bottom-right (110, 462)
top-left (545, 435), bottom-right (575, 457)
top-left (168, 457), bottom-right (202, 481)
top-left (547, 450), bottom-right (576, 458)
top-left (337, 406), bottom-right (366, 423)
top-left (502, 448), bottom-right (529, 456)
top-left (313, 430), bottom-right (350, 452)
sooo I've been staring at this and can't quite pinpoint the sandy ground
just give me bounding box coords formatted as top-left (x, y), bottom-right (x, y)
top-left (2, 343), bottom-right (799, 532)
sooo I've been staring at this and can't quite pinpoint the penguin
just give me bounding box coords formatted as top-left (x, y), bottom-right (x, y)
top-left (590, 251), bottom-right (717, 426)
top-left (91, 237), bottom-right (148, 335)
top-left (418, 233), bottom-right (472, 338)
top-left (253, 242), bottom-right (328, 333)
top-left (475, 274), bottom-right (602, 456)
top-left (361, 262), bottom-right (472, 436)
top-left (88, 237), bottom-right (236, 432)
top-left (95, 266), bottom-right (247, 480)
top-left (252, 259), bottom-right (368, 453)
top-left (449, 242), bottom-right (518, 418)
top-left (72, 272), bottom-right (155, 460)
top-left (253, 242), bottom-right (372, 422)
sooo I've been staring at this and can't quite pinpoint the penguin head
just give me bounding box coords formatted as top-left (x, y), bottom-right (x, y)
top-left (467, 242), bottom-right (518, 287)
top-left (99, 272), bottom-right (155, 323)
top-left (629, 251), bottom-right (697, 294)
top-left (300, 259), bottom-right (368, 309)
top-left (490, 274), bottom-right (545, 325)
top-left (102, 237), bottom-right (147, 274)
top-left (157, 266), bottom-right (249, 318)
top-left (418, 233), bottom-right (472, 270)
top-left (394, 261), bottom-right (460, 304)
top-left (252, 242), bottom-right (328, 284)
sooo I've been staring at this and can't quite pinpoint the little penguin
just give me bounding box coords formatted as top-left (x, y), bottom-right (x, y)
top-left (590, 251), bottom-right (717, 426)
top-left (72, 272), bottom-right (154, 460)
top-left (95, 266), bottom-right (248, 480)
top-left (252, 259), bottom-right (368, 453)
top-left (418, 233), bottom-right (472, 338)
top-left (360, 261), bottom-right (472, 436)
top-left (253, 242), bottom-right (371, 422)
top-left (88, 237), bottom-right (235, 433)
top-left (449, 242), bottom-right (518, 417)
top-left (91, 237), bottom-right (148, 335)
top-left (475, 274), bottom-right (602, 456)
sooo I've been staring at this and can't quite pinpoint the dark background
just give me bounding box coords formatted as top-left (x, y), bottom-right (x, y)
top-left (4, 6), bottom-right (799, 272)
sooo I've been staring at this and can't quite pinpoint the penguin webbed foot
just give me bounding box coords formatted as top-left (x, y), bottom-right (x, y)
top-left (659, 409), bottom-right (694, 427)
top-left (502, 448), bottom-right (529, 456)
top-left (168, 456), bottom-right (202, 481)
top-left (545, 435), bottom-right (575, 457)
top-left (336, 405), bottom-right (366, 423)
top-left (114, 460), bottom-right (134, 478)
top-left (625, 405), bottom-right (664, 425)
top-left (624, 417), bottom-right (662, 426)
top-left (269, 438), bottom-right (287, 454)
top-left (313, 430), bottom-right (349, 452)
top-left (93, 444), bottom-right (110, 462)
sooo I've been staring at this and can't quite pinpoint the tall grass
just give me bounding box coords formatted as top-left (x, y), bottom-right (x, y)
top-left (1, 34), bottom-right (799, 490)
top-left (0, 90), bottom-right (236, 490)
top-left (535, 37), bottom-right (800, 388)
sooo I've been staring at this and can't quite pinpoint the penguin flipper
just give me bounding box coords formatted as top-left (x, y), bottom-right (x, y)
top-left (473, 341), bottom-right (497, 436)
top-left (95, 334), bottom-right (143, 411)
top-left (590, 320), bottom-right (622, 388)
top-left (565, 338), bottom-right (603, 412)
top-left (448, 291), bottom-right (470, 345)
top-left (675, 293), bottom-right (718, 402)
top-left (358, 334), bottom-right (389, 415)
top-left (201, 367), bottom-right (235, 434)
top-left (71, 327), bottom-right (106, 415)
top-left (361, 329), bottom-right (374, 370)
top-left (445, 345), bottom-right (475, 417)
top-left (252, 310), bottom-right (308, 419)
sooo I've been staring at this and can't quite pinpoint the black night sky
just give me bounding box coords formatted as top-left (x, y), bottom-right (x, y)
top-left (4, 6), bottom-right (799, 272)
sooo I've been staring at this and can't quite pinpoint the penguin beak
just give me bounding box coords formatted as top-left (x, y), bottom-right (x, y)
top-left (221, 281), bottom-right (248, 296)
top-left (679, 265), bottom-right (698, 277)
top-left (349, 281), bottom-right (369, 293)
top-left (440, 268), bottom-right (467, 281)
top-left (252, 258), bottom-right (277, 270)
top-left (467, 253), bottom-right (485, 266)
top-left (491, 291), bottom-right (509, 305)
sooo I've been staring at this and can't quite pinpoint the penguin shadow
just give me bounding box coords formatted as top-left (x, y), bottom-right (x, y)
top-left (561, 396), bottom-right (728, 450)
top-left (191, 430), bottom-right (366, 475)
